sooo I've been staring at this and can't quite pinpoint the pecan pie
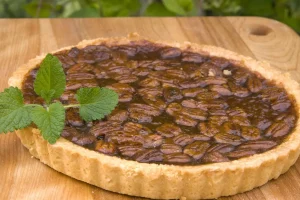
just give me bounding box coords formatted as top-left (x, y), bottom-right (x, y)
top-left (9, 33), bottom-right (300, 199)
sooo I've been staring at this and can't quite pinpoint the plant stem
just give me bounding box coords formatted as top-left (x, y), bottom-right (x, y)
top-left (24, 104), bottom-right (44, 108)
top-left (63, 104), bottom-right (80, 109)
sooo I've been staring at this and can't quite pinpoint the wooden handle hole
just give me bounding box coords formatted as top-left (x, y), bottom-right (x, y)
top-left (249, 25), bottom-right (272, 36)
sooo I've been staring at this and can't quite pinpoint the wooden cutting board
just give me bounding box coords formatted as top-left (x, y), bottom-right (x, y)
top-left (0, 17), bottom-right (300, 200)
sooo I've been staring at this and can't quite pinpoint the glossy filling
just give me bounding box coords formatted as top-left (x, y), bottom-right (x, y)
top-left (22, 41), bottom-right (298, 165)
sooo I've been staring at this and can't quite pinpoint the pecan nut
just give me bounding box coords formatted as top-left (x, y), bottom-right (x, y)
top-left (143, 135), bottom-right (163, 148)
top-left (156, 123), bottom-right (183, 138)
top-left (95, 140), bottom-right (116, 155)
top-left (164, 153), bottom-right (192, 164)
top-left (183, 141), bottom-right (210, 160)
top-left (214, 133), bottom-right (243, 145)
top-left (134, 149), bottom-right (164, 163)
top-left (118, 145), bottom-right (143, 157)
top-left (247, 76), bottom-right (262, 93)
top-left (160, 144), bottom-right (182, 154)
top-left (202, 152), bottom-right (230, 163)
top-left (265, 122), bottom-right (290, 137)
top-left (173, 134), bottom-right (194, 146)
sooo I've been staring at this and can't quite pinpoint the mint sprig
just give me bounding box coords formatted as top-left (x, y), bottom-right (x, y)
top-left (0, 87), bottom-right (32, 133)
top-left (34, 54), bottom-right (66, 104)
top-left (76, 87), bottom-right (119, 122)
top-left (0, 54), bottom-right (118, 144)
top-left (31, 102), bottom-right (65, 144)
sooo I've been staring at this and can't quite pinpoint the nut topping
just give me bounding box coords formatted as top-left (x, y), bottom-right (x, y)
top-left (183, 141), bottom-right (210, 160)
top-left (173, 134), bottom-right (194, 146)
top-left (202, 152), bottom-right (230, 163)
top-left (214, 133), bottom-right (243, 145)
top-left (156, 123), bottom-right (182, 138)
top-left (247, 76), bottom-right (262, 93)
top-left (23, 41), bottom-right (298, 166)
top-left (265, 122), bottom-right (290, 137)
top-left (164, 153), bottom-right (192, 164)
top-left (143, 135), bottom-right (163, 148)
top-left (160, 144), bottom-right (182, 154)
top-left (95, 141), bottom-right (116, 155)
top-left (134, 149), bottom-right (164, 163)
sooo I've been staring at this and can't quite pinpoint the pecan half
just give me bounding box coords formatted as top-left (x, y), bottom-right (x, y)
top-left (241, 126), bottom-right (261, 140)
top-left (143, 135), bottom-right (163, 148)
top-left (72, 135), bottom-right (96, 146)
top-left (196, 91), bottom-right (221, 100)
top-left (265, 122), bottom-right (290, 137)
top-left (66, 72), bottom-right (95, 81)
top-left (198, 122), bottom-right (219, 137)
top-left (160, 48), bottom-right (182, 59)
top-left (143, 97), bottom-right (166, 111)
top-left (214, 133), bottom-right (243, 145)
top-left (174, 114), bottom-right (198, 127)
top-left (209, 116), bottom-right (229, 126)
top-left (227, 107), bottom-right (247, 117)
top-left (181, 99), bottom-right (208, 111)
top-left (173, 134), bottom-right (194, 146)
top-left (271, 99), bottom-right (291, 112)
top-left (231, 116), bottom-right (251, 126)
top-left (134, 149), bottom-right (164, 163)
top-left (207, 143), bottom-right (235, 154)
top-left (179, 78), bottom-right (207, 89)
top-left (129, 111), bottom-right (153, 123)
top-left (66, 108), bottom-right (84, 127)
top-left (163, 87), bottom-right (183, 102)
top-left (129, 103), bottom-right (162, 116)
top-left (182, 107), bottom-right (207, 121)
top-left (89, 121), bottom-right (122, 137)
top-left (166, 103), bottom-right (182, 116)
top-left (202, 152), bottom-right (230, 163)
top-left (222, 122), bottom-right (241, 136)
top-left (228, 81), bottom-right (250, 97)
top-left (183, 141), bottom-right (210, 160)
top-left (182, 52), bottom-right (205, 63)
top-left (118, 145), bottom-right (143, 157)
top-left (254, 118), bottom-right (272, 131)
top-left (247, 76), bottom-right (262, 93)
top-left (232, 69), bottom-right (249, 85)
top-left (209, 85), bottom-right (232, 96)
top-left (164, 153), bottom-right (192, 164)
top-left (160, 144), bottom-right (182, 154)
top-left (139, 78), bottom-right (160, 87)
top-left (226, 149), bottom-right (256, 159)
top-left (237, 140), bottom-right (277, 151)
top-left (156, 123), bottom-right (183, 138)
top-left (205, 77), bottom-right (227, 85)
top-left (61, 126), bottom-right (79, 138)
top-left (276, 114), bottom-right (296, 128)
top-left (95, 141), bottom-right (116, 155)
top-left (107, 109), bottom-right (128, 122)
top-left (182, 88), bottom-right (208, 97)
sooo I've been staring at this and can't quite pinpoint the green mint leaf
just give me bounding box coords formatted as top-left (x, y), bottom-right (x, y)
top-left (0, 87), bottom-right (32, 133)
top-left (162, 0), bottom-right (187, 15)
top-left (76, 87), bottom-right (118, 122)
top-left (34, 54), bottom-right (66, 104)
top-left (41, 89), bottom-right (56, 104)
top-left (31, 102), bottom-right (65, 144)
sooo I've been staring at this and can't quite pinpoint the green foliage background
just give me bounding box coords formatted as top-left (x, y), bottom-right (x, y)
top-left (0, 0), bottom-right (299, 33)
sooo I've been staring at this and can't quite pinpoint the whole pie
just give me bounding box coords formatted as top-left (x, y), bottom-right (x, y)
top-left (9, 33), bottom-right (300, 199)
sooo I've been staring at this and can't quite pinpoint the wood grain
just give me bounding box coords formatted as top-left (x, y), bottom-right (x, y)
top-left (0, 17), bottom-right (299, 200)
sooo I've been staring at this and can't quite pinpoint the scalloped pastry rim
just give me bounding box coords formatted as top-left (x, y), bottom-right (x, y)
top-left (9, 33), bottom-right (300, 199)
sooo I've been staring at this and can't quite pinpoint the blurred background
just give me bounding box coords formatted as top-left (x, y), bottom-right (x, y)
top-left (0, 0), bottom-right (299, 34)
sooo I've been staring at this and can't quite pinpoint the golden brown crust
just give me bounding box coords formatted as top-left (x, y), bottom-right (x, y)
top-left (9, 33), bottom-right (300, 199)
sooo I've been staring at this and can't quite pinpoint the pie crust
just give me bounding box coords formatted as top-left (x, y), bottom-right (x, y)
top-left (9, 33), bottom-right (300, 199)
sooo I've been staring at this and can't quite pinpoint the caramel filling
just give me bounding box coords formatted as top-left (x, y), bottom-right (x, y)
top-left (22, 41), bottom-right (298, 165)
